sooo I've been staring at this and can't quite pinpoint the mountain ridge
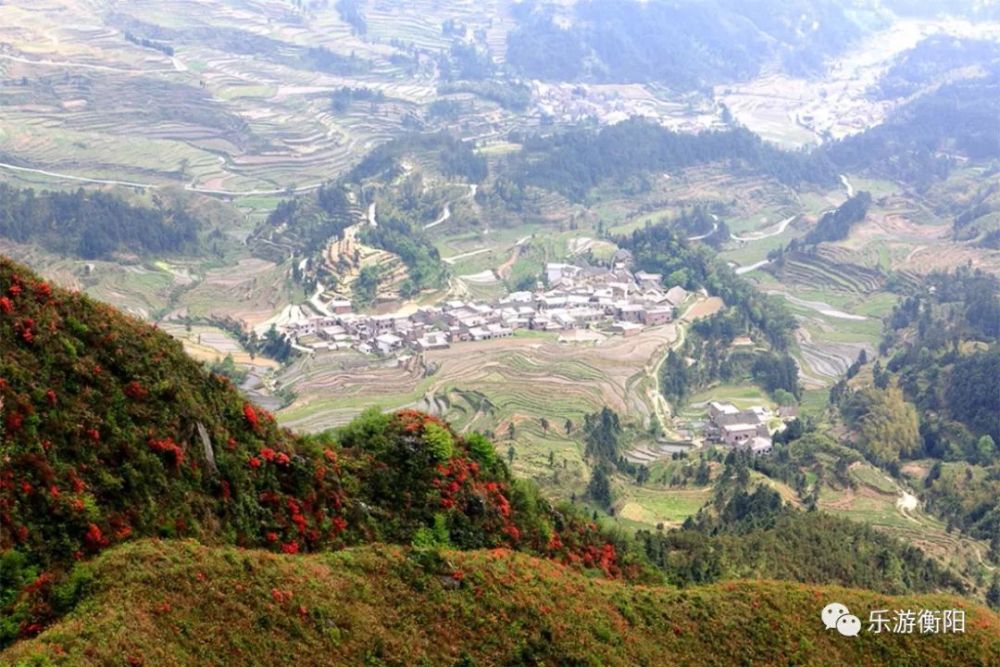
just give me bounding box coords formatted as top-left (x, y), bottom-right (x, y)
top-left (3, 538), bottom-right (999, 667)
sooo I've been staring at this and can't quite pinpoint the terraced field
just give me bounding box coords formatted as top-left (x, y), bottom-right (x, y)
top-left (180, 256), bottom-right (299, 328)
top-left (279, 324), bottom-right (678, 431)
top-left (0, 0), bottom-right (447, 192)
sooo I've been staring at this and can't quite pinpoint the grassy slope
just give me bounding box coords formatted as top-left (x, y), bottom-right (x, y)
top-left (3, 539), bottom-right (999, 667)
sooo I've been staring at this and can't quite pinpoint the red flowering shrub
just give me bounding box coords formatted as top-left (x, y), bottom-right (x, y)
top-left (84, 523), bottom-right (108, 551)
top-left (123, 381), bottom-right (148, 400)
top-left (243, 403), bottom-right (260, 430)
top-left (18, 318), bottom-right (35, 344)
top-left (0, 257), bottom-right (633, 644)
top-left (148, 437), bottom-right (185, 470)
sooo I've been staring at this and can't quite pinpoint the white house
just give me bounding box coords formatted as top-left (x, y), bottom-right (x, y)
top-left (375, 333), bottom-right (403, 354)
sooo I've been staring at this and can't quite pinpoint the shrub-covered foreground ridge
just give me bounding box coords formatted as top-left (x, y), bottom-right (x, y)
top-left (0, 257), bottom-right (626, 640)
top-left (4, 539), bottom-right (1000, 666)
top-left (1, 255), bottom-right (999, 665)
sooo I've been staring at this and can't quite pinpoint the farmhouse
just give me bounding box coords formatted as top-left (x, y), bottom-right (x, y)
top-left (616, 303), bottom-right (645, 323)
top-left (641, 307), bottom-right (673, 326)
top-left (709, 401), bottom-right (740, 420)
top-left (375, 333), bottom-right (403, 355)
top-left (415, 332), bottom-right (450, 351)
top-left (468, 325), bottom-right (513, 341)
top-left (328, 299), bottom-right (353, 315)
top-left (545, 263), bottom-right (581, 283)
top-left (720, 422), bottom-right (767, 446)
top-left (611, 321), bottom-right (643, 337)
top-left (705, 401), bottom-right (775, 453)
top-left (747, 436), bottom-right (773, 455)
top-left (665, 286), bottom-right (688, 307)
top-left (634, 271), bottom-right (662, 290)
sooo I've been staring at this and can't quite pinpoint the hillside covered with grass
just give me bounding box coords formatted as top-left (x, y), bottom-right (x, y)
top-left (3, 538), bottom-right (999, 667)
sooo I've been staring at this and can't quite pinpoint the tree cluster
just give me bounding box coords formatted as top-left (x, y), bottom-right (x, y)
top-left (0, 185), bottom-right (199, 259)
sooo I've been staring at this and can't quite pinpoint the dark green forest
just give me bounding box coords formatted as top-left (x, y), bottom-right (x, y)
top-left (0, 185), bottom-right (199, 259)
top-left (803, 191), bottom-right (872, 245)
top-left (512, 119), bottom-right (837, 201)
top-left (639, 485), bottom-right (965, 594)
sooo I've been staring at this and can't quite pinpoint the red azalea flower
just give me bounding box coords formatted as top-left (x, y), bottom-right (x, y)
top-left (123, 381), bottom-right (147, 400)
top-left (281, 541), bottom-right (299, 554)
top-left (275, 452), bottom-right (290, 465)
top-left (45, 389), bottom-right (57, 406)
top-left (248, 456), bottom-right (262, 469)
top-left (259, 447), bottom-right (276, 462)
top-left (266, 531), bottom-right (279, 542)
top-left (0, 296), bottom-right (12, 314)
top-left (148, 437), bottom-right (185, 470)
top-left (84, 522), bottom-right (108, 549)
top-left (5, 412), bottom-right (23, 432)
top-left (243, 403), bottom-right (260, 429)
top-left (9, 283), bottom-right (22, 297)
